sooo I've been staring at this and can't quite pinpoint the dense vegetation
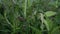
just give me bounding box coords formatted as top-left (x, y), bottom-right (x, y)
top-left (0, 0), bottom-right (60, 34)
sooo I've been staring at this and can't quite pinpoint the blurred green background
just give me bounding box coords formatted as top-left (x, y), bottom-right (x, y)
top-left (0, 0), bottom-right (60, 34)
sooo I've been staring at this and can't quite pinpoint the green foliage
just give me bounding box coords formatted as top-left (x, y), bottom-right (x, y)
top-left (45, 11), bottom-right (56, 17)
top-left (0, 0), bottom-right (60, 34)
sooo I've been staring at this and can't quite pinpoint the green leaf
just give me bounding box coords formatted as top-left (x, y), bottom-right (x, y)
top-left (44, 19), bottom-right (53, 31)
top-left (45, 11), bottom-right (56, 17)
top-left (51, 26), bottom-right (60, 34)
top-left (29, 26), bottom-right (42, 34)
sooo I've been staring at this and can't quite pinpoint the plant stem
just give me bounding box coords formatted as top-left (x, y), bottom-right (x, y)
top-left (24, 0), bottom-right (27, 18)
top-left (40, 13), bottom-right (44, 33)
